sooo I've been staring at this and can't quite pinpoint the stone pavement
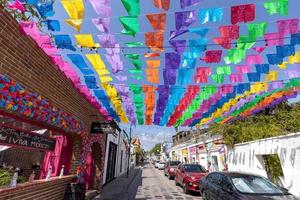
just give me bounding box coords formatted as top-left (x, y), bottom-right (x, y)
top-left (97, 162), bottom-right (202, 200)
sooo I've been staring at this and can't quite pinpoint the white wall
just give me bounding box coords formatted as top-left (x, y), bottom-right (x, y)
top-left (228, 133), bottom-right (300, 197)
top-left (103, 131), bottom-right (129, 184)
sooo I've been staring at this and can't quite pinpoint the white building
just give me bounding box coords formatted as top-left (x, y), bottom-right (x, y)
top-left (228, 132), bottom-right (300, 197)
top-left (171, 130), bottom-right (227, 171)
top-left (103, 129), bottom-right (129, 184)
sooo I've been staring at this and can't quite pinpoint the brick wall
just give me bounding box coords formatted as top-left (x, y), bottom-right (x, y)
top-left (0, 7), bottom-right (104, 131)
top-left (0, 175), bottom-right (76, 200)
top-left (0, 7), bottom-right (108, 192)
top-left (0, 148), bottom-right (44, 179)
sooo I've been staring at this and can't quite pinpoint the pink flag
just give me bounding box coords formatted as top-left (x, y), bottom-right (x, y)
top-left (252, 46), bottom-right (266, 53)
top-left (230, 73), bottom-right (243, 83)
top-left (8, 0), bottom-right (25, 13)
top-left (277, 18), bottom-right (299, 36)
top-left (246, 54), bottom-right (263, 65)
top-left (219, 84), bottom-right (234, 94)
top-left (236, 65), bottom-right (250, 74)
top-left (264, 33), bottom-right (284, 46)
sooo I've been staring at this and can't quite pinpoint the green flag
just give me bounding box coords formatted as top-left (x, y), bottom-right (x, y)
top-left (248, 22), bottom-right (267, 39)
top-left (237, 35), bottom-right (256, 50)
top-left (125, 42), bottom-right (144, 47)
top-left (121, 0), bottom-right (140, 16)
top-left (212, 74), bottom-right (225, 84)
top-left (216, 66), bottom-right (231, 75)
top-left (264, 0), bottom-right (288, 16)
top-left (119, 16), bottom-right (140, 36)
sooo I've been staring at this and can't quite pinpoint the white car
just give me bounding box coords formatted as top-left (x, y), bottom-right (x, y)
top-left (155, 161), bottom-right (160, 168)
top-left (157, 161), bottom-right (166, 170)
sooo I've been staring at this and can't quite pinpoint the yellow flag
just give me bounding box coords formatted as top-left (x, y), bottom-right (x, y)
top-left (278, 61), bottom-right (288, 69)
top-left (66, 19), bottom-right (83, 32)
top-left (76, 35), bottom-right (99, 48)
top-left (101, 84), bottom-right (129, 123)
top-left (265, 71), bottom-right (278, 81)
top-left (99, 76), bottom-right (112, 83)
top-left (61, 0), bottom-right (84, 19)
top-left (250, 82), bottom-right (268, 93)
top-left (288, 52), bottom-right (300, 64)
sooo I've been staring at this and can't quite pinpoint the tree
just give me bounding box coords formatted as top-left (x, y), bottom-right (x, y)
top-left (149, 143), bottom-right (162, 155)
top-left (209, 101), bottom-right (300, 147)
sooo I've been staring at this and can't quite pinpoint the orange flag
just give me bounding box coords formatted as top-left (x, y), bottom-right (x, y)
top-left (143, 85), bottom-right (156, 125)
top-left (144, 52), bottom-right (160, 58)
top-left (146, 68), bottom-right (159, 84)
top-left (146, 60), bottom-right (160, 68)
top-left (145, 31), bottom-right (164, 51)
top-left (146, 13), bottom-right (166, 31)
top-left (152, 0), bottom-right (170, 11)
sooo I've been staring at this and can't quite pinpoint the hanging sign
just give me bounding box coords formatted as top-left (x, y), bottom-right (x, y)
top-left (90, 122), bottom-right (115, 134)
top-left (0, 125), bottom-right (55, 151)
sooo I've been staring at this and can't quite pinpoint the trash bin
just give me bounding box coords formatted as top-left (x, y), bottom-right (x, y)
top-left (64, 183), bottom-right (85, 200)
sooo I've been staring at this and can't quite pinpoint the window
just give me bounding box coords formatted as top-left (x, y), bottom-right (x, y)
top-left (231, 175), bottom-right (284, 194)
top-left (184, 165), bottom-right (206, 173)
top-left (169, 161), bottom-right (180, 166)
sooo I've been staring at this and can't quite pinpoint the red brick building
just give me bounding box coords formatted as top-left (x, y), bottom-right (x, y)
top-left (0, 6), bottom-right (109, 199)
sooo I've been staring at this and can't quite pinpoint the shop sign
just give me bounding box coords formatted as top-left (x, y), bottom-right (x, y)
top-left (189, 146), bottom-right (197, 154)
top-left (0, 125), bottom-right (55, 151)
top-left (90, 122), bottom-right (114, 134)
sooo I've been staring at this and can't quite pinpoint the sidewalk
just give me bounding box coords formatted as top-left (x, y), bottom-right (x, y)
top-left (96, 166), bottom-right (143, 200)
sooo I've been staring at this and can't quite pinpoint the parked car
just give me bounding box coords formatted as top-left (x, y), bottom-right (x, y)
top-left (157, 161), bottom-right (166, 170)
top-left (175, 163), bottom-right (207, 194)
top-left (200, 172), bottom-right (298, 200)
top-left (154, 160), bottom-right (160, 168)
top-left (164, 161), bottom-right (181, 179)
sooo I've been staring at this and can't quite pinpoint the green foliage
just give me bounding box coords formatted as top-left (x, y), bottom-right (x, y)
top-left (209, 101), bottom-right (300, 147)
top-left (0, 169), bottom-right (27, 187)
top-left (0, 169), bottom-right (11, 187)
top-left (263, 155), bottom-right (284, 184)
top-left (149, 143), bottom-right (162, 155)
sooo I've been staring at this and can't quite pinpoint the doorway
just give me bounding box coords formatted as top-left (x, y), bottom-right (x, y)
top-left (106, 142), bottom-right (117, 183)
top-left (91, 143), bottom-right (102, 190)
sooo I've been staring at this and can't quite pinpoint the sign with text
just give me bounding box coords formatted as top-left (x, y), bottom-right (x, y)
top-left (90, 122), bottom-right (115, 134)
top-left (0, 125), bottom-right (55, 151)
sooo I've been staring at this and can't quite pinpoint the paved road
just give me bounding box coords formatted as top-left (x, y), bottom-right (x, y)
top-left (134, 163), bottom-right (202, 200)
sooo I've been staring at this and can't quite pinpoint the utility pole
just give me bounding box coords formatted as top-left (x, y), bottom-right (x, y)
top-left (126, 124), bottom-right (132, 178)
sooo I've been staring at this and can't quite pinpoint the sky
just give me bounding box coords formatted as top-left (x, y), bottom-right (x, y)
top-left (48, 0), bottom-right (300, 150)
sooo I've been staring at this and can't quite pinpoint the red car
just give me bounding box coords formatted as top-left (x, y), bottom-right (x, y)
top-left (175, 163), bottom-right (207, 194)
top-left (164, 161), bottom-right (181, 179)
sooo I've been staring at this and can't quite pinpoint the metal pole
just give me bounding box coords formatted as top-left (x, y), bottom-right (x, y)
top-left (126, 124), bottom-right (132, 178)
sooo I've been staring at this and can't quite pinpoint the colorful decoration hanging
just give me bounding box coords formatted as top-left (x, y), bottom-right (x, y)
top-left (0, 75), bottom-right (84, 132)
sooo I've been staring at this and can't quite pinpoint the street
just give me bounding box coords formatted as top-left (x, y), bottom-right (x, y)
top-left (99, 162), bottom-right (202, 200)
top-left (135, 163), bottom-right (202, 200)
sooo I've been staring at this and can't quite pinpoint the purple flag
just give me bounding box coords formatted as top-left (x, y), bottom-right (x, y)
top-left (165, 52), bottom-right (181, 69)
top-left (180, 0), bottom-right (201, 8)
top-left (175, 10), bottom-right (197, 30)
top-left (169, 29), bottom-right (189, 40)
top-left (89, 0), bottom-right (111, 16)
top-left (92, 18), bottom-right (110, 33)
top-left (169, 40), bottom-right (186, 54)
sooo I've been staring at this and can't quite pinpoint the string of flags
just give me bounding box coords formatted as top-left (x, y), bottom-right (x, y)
top-left (6, 0), bottom-right (300, 128)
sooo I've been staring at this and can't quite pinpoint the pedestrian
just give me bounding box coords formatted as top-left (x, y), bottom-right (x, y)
top-left (207, 161), bottom-right (213, 173)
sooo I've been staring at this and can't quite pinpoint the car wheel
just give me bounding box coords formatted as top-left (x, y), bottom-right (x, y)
top-left (202, 190), bottom-right (209, 200)
top-left (183, 183), bottom-right (189, 194)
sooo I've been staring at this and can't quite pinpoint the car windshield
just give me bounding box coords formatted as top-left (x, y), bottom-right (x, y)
top-left (169, 161), bottom-right (180, 166)
top-left (184, 165), bottom-right (206, 173)
top-left (159, 162), bottom-right (165, 164)
top-left (231, 175), bottom-right (284, 194)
